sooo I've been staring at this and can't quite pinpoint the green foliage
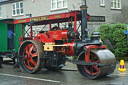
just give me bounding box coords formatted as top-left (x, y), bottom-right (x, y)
top-left (98, 23), bottom-right (128, 57)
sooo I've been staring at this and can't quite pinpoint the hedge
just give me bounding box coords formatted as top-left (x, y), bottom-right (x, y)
top-left (98, 23), bottom-right (128, 58)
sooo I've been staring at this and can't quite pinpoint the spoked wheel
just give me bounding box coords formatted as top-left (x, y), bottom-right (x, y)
top-left (83, 52), bottom-right (100, 76)
top-left (77, 49), bottom-right (116, 79)
top-left (18, 40), bottom-right (44, 74)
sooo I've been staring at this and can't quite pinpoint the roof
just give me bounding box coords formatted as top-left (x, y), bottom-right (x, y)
top-left (14, 11), bottom-right (89, 25)
top-left (0, 19), bottom-right (14, 24)
top-left (0, 11), bottom-right (89, 25)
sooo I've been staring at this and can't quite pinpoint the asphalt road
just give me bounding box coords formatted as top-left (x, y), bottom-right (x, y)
top-left (0, 62), bottom-right (128, 85)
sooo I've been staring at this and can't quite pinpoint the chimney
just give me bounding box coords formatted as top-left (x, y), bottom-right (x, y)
top-left (80, 0), bottom-right (88, 40)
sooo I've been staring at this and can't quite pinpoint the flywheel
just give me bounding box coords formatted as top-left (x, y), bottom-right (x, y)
top-left (18, 40), bottom-right (44, 74)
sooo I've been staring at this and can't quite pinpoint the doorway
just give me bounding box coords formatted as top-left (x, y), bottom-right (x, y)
top-left (7, 24), bottom-right (14, 50)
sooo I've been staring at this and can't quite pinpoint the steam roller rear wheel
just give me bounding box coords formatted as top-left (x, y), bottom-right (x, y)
top-left (77, 49), bottom-right (116, 79)
top-left (18, 40), bottom-right (44, 74)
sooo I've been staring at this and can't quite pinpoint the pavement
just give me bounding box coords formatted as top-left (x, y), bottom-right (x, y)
top-left (62, 62), bottom-right (78, 71)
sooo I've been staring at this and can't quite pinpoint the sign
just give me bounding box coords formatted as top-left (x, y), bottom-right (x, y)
top-left (126, 26), bottom-right (128, 43)
top-left (124, 31), bottom-right (128, 34)
top-left (54, 15), bottom-right (62, 18)
top-left (88, 16), bottom-right (105, 22)
top-left (18, 19), bottom-right (27, 23)
top-left (30, 16), bottom-right (49, 21)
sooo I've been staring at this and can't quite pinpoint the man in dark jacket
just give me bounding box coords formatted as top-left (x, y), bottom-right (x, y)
top-left (8, 30), bottom-right (14, 50)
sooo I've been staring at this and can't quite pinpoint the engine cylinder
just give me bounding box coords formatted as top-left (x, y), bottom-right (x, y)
top-left (63, 42), bottom-right (75, 55)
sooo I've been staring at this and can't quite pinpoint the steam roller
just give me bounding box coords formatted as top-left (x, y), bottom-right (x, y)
top-left (77, 49), bottom-right (116, 79)
top-left (17, 0), bottom-right (117, 80)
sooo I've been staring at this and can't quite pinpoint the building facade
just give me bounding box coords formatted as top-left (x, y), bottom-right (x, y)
top-left (0, 0), bottom-right (128, 31)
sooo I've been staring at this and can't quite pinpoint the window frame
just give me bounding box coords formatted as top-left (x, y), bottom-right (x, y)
top-left (100, 0), bottom-right (105, 6)
top-left (12, 2), bottom-right (23, 16)
top-left (0, 6), bottom-right (2, 18)
top-left (51, 0), bottom-right (67, 10)
top-left (111, 0), bottom-right (121, 9)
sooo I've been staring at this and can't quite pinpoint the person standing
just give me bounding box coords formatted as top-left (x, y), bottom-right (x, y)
top-left (8, 29), bottom-right (14, 50)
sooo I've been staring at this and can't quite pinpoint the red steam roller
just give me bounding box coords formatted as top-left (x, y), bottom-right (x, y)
top-left (16, 0), bottom-right (117, 79)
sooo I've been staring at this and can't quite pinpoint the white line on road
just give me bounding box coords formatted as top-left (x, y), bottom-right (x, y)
top-left (113, 73), bottom-right (128, 76)
top-left (0, 73), bottom-right (60, 83)
top-left (115, 72), bottom-right (128, 75)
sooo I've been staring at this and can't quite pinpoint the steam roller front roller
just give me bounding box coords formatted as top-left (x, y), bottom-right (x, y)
top-left (77, 49), bottom-right (116, 79)
top-left (18, 40), bottom-right (44, 74)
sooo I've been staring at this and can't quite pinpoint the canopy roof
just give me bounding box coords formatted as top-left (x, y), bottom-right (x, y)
top-left (14, 11), bottom-right (89, 25)
top-left (0, 19), bottom-right (14, 24)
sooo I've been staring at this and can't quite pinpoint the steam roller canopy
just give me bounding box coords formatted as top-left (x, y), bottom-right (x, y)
top-left (77, 49), bottom-right (116, 79)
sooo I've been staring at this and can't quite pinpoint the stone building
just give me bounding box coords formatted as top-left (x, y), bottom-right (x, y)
top-left (0, 0), bottom-right (127, 32)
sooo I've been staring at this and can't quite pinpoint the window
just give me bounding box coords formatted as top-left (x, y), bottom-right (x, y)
top-left (100, 0), bottom-right (105, 6)
top-left (51, 0), bottom-right (67, 10)
top-left (12, 2), bottom-right (23, 16)
top-left (111, 0), bottom-right (121, 9)
top-left (0, 6), bottom-right (1, 18)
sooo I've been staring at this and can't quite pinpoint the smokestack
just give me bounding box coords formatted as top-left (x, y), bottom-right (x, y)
top-left (80, 0), bottom-right (88, 40)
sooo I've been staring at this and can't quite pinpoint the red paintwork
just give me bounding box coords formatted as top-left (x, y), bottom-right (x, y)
top-left (23, 43), bottom-right (38, 70)
top-left (17, 11), bottom-right (100, 59)
top-left (49, 22), bottom-right (51, 30)
top-left (82, 45), bottom-right (106, 76)
top-left (14, 18), bottom-right (30, 24)
top-left (19, 38), bottom-right (23, 44)
top-left (34, 29), bottom-right (69, 43)
top-left (85, 45), bottom-right (107, 62)
top-left (14, 11), bottom-right (90, 24)
top-left (17, 11), bottom-right (90, 44)
top-left (34, 33), bottom-right (54, 43)
top-left (21, 24), bottom-right (23, 39)
top-left (33, 29), bottom-right (75, 55)
top-left (74, 11), bottom-right (77, 32)
top-left (61, 30), bottom-right (68, 39)
top-left (84, 53), bottom-right (100, 75)
top-left (4, 21), bottom-right (14, 24)
top-left (49, 30), bottom-right (62, 40)
top-left (63, 42), bottom-right (75, 55)
top-left (30, 26), bottom-right (33, 39)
